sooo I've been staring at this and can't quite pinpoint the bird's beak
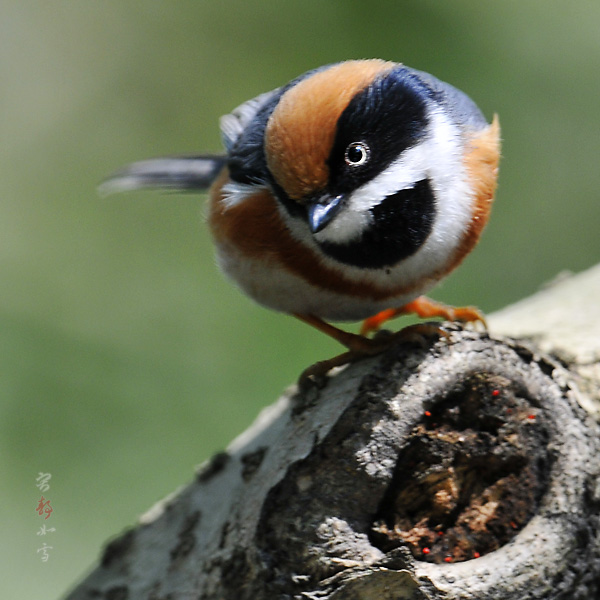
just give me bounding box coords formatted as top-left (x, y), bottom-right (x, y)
top-left (307, 194), bottom-right (345, 234)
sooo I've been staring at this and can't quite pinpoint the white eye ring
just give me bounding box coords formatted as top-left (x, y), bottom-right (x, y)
top-left (344, 142), bottom-right (370, 167)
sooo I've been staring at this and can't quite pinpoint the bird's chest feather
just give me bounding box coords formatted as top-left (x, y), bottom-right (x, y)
top-left (207, 170), bottom-right (435, 319)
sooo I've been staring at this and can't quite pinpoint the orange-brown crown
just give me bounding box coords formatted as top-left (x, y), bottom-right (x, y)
top-left (264, 59), bottom-right (395, 200)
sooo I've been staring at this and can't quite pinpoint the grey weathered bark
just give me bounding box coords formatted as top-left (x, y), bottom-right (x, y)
top-left (65, 265), bottom-right (600, 600)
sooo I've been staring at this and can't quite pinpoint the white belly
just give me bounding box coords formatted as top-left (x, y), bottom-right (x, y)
top-left (215, 243), bottom-right (429, 322)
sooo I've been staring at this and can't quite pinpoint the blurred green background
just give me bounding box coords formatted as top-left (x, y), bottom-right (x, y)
top-left (3, 2), bottom-right (599, 598)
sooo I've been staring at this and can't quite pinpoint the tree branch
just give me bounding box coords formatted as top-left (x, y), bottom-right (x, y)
top-left (65, 265), bottom-right (600, 600)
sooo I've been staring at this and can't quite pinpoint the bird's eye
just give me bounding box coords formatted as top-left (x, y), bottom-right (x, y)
top-left (344, 142), bottom-right (370, 167)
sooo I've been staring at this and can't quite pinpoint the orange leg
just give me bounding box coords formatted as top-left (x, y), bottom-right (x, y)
top-left (360, 296), bottom-right (486, 336)
top-left (294, 313), bottom-right (393, 389)
top-left (294, 313), bottom-right (390, 354)
top-left (295, 312), bottom-right (449, 389)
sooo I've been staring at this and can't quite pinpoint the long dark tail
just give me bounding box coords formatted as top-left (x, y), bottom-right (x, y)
top-left (99, 155), bottom-right (227, 196)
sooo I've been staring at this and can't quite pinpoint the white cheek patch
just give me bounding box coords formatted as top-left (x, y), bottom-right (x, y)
top-left (417, 110), bottom-right (473, 251)
top-left (314, 108), bottom-right (470, 250)
top-left (313, 204), bottom-right (372, 244)
top-left (350, 150), bottom-right (427, 213)
top-left (314, 149), bottom-right (429, 245)
top-left (313, 153), bottom-right (430, 245)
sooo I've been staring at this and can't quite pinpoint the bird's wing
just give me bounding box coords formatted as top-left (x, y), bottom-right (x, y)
top-left (219, 88), bottom-right (282, 152)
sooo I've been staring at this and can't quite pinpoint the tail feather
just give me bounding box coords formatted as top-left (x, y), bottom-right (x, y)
top-left (99, 155), bottom-right (227, 196)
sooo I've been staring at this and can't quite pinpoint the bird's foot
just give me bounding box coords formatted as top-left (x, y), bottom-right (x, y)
top-left (297, 321), bottom-right (448, 392)
top-left (360, 296), bottom-right (486, 336)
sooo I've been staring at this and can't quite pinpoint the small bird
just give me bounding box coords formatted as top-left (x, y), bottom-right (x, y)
top-left (103, 59), bottom-right (500, 377)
